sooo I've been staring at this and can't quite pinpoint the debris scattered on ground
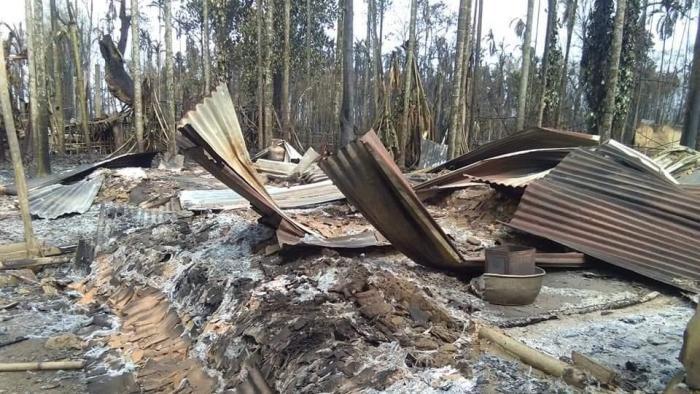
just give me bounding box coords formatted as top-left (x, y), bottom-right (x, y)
top-left (0, 87), bottom-right (697, 392)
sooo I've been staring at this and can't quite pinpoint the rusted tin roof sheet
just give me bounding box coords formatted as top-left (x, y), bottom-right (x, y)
top-left (0, 152), bottom-right (156, 195)
top-left (431, 127), bottom-right (599, 172)
top-left (177, 84), bottom-right (385, 249)
top-left (509, 144), bottom-right (700, 292)
top-left (682, 184), bottom-right (700, 197)
top-left (29, 173), bottom-right (104, 219)
top-left (177, 83), bottom-right (308, 239)
top-left (179, 180), bottom-right (344, 210)
top-left (320, 130), bottom-right (467, 270)
top-left (416, 148), bottom-right (572, 190)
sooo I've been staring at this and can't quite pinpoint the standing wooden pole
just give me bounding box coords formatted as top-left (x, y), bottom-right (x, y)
top-left (0, 35), bottom-right (38, 256)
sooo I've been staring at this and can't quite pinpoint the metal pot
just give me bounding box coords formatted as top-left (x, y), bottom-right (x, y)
top-left (471, 267), bottom-right (546, 306)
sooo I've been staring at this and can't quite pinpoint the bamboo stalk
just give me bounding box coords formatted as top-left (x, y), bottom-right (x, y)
top-left (478, 325), bottom-right (586, 387)
top-left (0, 256), bottom-right (72, 270)
top-left (0, 34), bottom-right (38, 257)
top-left (0, 360), bottom-right (84, 371)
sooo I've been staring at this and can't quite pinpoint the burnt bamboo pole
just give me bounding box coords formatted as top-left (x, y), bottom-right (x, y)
top-left (0, 35), bottom-right (38, 256)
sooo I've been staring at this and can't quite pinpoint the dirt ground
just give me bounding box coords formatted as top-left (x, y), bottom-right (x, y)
top-left (0, 157), bottom-right (695, 393)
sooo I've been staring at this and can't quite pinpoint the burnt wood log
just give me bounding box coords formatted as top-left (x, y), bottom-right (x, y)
top-left (99, 34), bottom-right (134, 105)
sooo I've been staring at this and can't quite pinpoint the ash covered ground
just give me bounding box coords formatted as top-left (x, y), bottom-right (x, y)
top-left (0, 159), bottom-right (695, 393)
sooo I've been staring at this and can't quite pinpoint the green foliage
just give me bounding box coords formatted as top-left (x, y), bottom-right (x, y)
top-left (580, 0), bottom-right (613, 131)
top-left (612, 0), bottom-right (650, 132)
top-left (542, 7), bottom-right (563, 125)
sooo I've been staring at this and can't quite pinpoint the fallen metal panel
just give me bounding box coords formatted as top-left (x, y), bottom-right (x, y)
top-left (0, 152), bottom-right (156, 195)
top-left (177, 84), bottom-right (384, 249)
top-left (254, 159), bottom-right (298, 178)
top-left (431, 127), bottom-right (599, 172)
top-left (417, 139), bottom-right (448, 169)
top-left (682, 184), bottom-right (700, 197)
top-left (29, 174), bottom-right (104, 219)
top-left (597, 140), bottom-right (677, 184)
top-left (177, 83), bottom-right (307, 238)
top-left (180, 180), bottom-right (344, 210)
top-left (320, 130), bottom-right (468, 270)
top-left (509, 145), bottom-right (700, 293)
top-left (416, 148), bottom-right (572, 190)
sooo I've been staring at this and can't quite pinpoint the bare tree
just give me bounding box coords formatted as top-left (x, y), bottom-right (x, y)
top-left (164, 0), bottom-right (176, 156)
top-left (398, 0), bottom-right (418, 166)
top-left (49, 0), bottom-right (65, 154)
top-left (281, 0), bottom-right (291, 142)
top-left (263, 0), bottom-right (273, 146)
top-left (334, 0), bottom-right (344, 130)
top-left (28, 0), bottom-right (51, 174)
top-left (555, 0), bottom-right (578, 127)
top-left (67, 1), bottom-right (90, 152)
top-left (370, 0), bottom-right (382, 120)
top-left (94, 63), bottom-right (102, 118)
top-left (131, 0), bottom-right (144, 151)
top-left (682, 3), bottom-right (700, 149)
top-left (202, 0), bottom-right (211, 93)
top-left (599, 0), bottom-right (627, 139)
top-left (339, 0), bottom-right (354, 146)
top-left (256, 0), bottom-right (265, 149)
top-left (0, 36), bottom-right (37, 253)
top-left (516, 0), bottom-right (535, 131)
top-left (448, 0), bottom-right (472, 158)
top-left (536, 0), bottom-right (556, 127)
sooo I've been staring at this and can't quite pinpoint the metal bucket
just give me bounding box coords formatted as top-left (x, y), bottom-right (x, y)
top-left (485, 245), bottom-right (536, 275)
top-left (471, 267), bottom-right (546, 306)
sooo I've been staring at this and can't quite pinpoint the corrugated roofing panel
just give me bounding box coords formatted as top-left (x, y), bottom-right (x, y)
top-left (509, 145), bottom-right (700, 292)
top-left (431, 127), bottom-right (598, 172)
top-left (180, 180), bottom-right (344, 210)
top-left (29, 174), bottom-right (104, 219)
top-left (177, 84), bottom-right (385, 249)
top-left (0, 152), bottom-right (156, 195)
top-left (416, 148), bottom-right (572, 190)
top-left (320, 130), bottom-right (469, 270)
top-left (177, 83), bottom-right (307, 237)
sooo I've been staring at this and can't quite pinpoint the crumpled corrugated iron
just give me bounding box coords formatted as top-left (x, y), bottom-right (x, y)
top-left (177, 83), bottom-right (386, 249)
top-left (654, 146), bottom-right (700, 178)
top-left (431, 127), bottom-right (599, 172)
top-left (509, 143), bottom-right (700, 293)
top-left (179, 180), bottom-right (344, 211)
top-left (416, 148), bottom-right (572, 191)
top-left (0, 152), bottom-right (156, 195)
top-left (319, 130), bottom-right (469, 270)
top-left (177, 83), bottom-right (308, 239)
top-left (29, 173), bottom-right (104, 219)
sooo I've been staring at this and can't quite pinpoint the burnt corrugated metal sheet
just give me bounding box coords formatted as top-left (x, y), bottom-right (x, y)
top-left (417, 139), bottom-right (448, 169)
top-left (320, 130), bottom-right (470, 270)
top-left (177, 84), bottom-right (385, 249)
top-left (0, 152), bottom-right (156, 195)
top-left (177, 83), bottom-right (308, 238)
top-left (681, 184), bottom-right (700, 197)
top-left (597, 140), bottom-right (677, 184)
top-left (416, 148), bottom-right (572, 190)
top-left (509, 144), bottom-right (700, 292)
top-left (179, 180), bottom-right (344, 210)
top-left (431, 127), bottom-right (599, 172)
top-left (29, 174), bottom-right (104, 219)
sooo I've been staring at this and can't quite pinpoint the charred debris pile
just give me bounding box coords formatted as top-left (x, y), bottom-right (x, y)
top-left (0, 84), bottom-right (698, 393)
